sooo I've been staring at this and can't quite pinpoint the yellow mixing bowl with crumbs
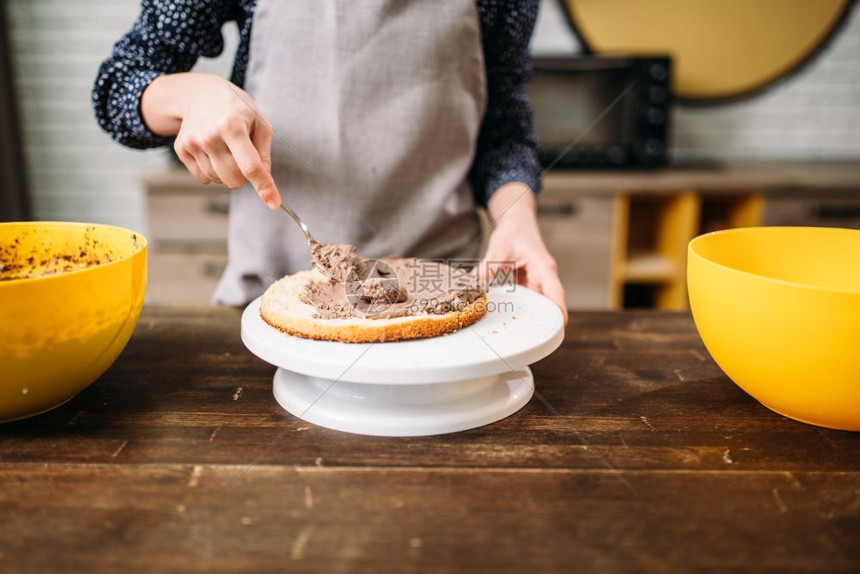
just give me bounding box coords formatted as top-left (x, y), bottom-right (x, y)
top-left (0, 222), bottom-right (147, 422)
top-left (688, 227), bottom-right (860, 431)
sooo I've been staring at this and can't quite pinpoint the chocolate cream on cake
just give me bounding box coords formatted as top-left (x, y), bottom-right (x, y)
top-left (309, 241), bottom-right (363, 283)
top-left (303, 244), bottom-right (484, 319)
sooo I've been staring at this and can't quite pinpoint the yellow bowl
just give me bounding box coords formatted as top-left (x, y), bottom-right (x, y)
top-left (688, 227), bottom-right (860, 431)
top-left (0, 222), bottom-right (147, 423)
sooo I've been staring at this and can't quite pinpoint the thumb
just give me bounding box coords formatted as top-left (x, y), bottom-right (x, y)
top-left (479, 258), bottom-right (516, 287)
top-left (478, 258), bottom-right (491, 284)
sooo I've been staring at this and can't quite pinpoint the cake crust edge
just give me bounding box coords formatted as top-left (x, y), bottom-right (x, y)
top-left (259, 272), bottom-right (487, 343)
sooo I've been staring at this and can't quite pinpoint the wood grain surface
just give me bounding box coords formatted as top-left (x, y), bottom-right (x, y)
top-left (1, 308), bottom-right (857, 573)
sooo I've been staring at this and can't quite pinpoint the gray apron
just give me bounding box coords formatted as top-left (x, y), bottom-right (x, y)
top-left (213, 0), bottom-right (486, 305)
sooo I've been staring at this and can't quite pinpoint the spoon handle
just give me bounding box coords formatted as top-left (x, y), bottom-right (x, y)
top-left (279, 203), bottom-right (315, 246)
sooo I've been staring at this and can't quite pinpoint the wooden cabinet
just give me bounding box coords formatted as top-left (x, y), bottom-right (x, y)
top-left (611, 191), bottom-right (763, 309)
top-left (542, 174), bottom-right (767, 310)
top-left (537, 191), bottom-right (614, 309)
top-left (542, 163), bottom-right (859, 310)
top-left (145, 163), bottom-right (860, 308)
top-left (764, 192), bottom-right (860, 229)
top-left (144, 172), bottom-right (229, 306)
top-left (614, 192), bottom-right (702, 309)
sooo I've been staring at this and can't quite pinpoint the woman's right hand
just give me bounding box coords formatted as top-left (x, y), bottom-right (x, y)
top-left (141, 72), bottom-right (281, 209)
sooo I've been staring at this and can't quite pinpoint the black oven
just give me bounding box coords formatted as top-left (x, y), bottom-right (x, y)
top-left (528, 55), bottom-right (672, 168)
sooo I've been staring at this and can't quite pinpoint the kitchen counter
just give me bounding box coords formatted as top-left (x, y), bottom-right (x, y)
top-left (1, 308), bottom-right (858, 572)
top-left (144, 162), bottom-right (860, 308)
top-left (542, 161), bottom-right (860, 195)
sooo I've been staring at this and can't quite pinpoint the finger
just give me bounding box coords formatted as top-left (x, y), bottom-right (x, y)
top-left (523, 266), bottom-right (541, 292)
top-left (540, 271), bottom-right (569, 325)
top-left (251, 117), bottom-right (274, 173)
top-left (177, 136), bottom-right (218, 183)
top-left (480, 241), bottom-right (514, 283)
top-left (202, 136), bottom-right (245, 189)
top-left (515, 264), bottom-right (529, 286)
top-left (225, 126), bottom-right (281, 209)
top-left (479, 258), bottom-right (516, 287)
top-left (477, 243), bottom-right (502, 283)
top-left (520, 258), bottom-right (567, 320)
top-left (478, 257), bottom-right (500, 284)
top-left (176, 147), bottom-right (210, 184)
top-left (478, 259), bottom-right (490, 284)
top-left (194, 151), bottom-right (221, 184)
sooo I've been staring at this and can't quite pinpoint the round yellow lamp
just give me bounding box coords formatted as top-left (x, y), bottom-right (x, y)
top-left (688, 227), bottom-right (860, 431)
top-left (0, 222), bottom-right (147, 423)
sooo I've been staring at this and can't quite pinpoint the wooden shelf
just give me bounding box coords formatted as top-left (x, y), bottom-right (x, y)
top-left (623, 253), bottom-right (676, 283)
top-left (611, 192), bottom-right (701, 310)
top-left (607, 190), bottom-right (770, 309)
top-left (699, 194), bottom-right (765, 234)
top-left (548, 162), bottom-right (857, 311)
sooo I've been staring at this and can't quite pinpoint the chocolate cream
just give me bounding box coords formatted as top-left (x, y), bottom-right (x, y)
top-left (303, 243), bottom-right (485, 319)
top-left (310, 241), bottom-right (362, 283)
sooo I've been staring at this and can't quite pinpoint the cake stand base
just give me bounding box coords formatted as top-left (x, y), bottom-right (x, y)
top-left (272, 367), bottom-right (534, 437)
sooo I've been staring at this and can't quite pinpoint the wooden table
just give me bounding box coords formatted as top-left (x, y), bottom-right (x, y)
top-left (1, 308), bottom-right (858, 573)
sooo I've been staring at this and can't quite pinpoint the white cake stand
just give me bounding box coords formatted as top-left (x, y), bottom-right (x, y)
top-left (241, 286), bottom-right (564, 436)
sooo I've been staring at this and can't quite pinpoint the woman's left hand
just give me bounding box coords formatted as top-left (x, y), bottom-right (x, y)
top-left (481, 183), bottom-right (569, 325)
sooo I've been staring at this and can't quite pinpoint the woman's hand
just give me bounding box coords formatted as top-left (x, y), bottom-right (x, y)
top-left (481, 182), bottom-right (568, 324)
top-left (141, 72), bottom-right (281, 209)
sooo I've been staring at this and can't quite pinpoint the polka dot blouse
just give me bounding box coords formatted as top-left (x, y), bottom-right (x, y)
top-left (92, 0), bottom-right (542, 204)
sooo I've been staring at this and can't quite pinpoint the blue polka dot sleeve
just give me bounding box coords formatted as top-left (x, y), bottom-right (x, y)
top-left (92, 0), bottom-right (243, 149)
top-left (92, 0), bottom-right (542, 202)
top-left (470, 0), bottom-right (542, 205)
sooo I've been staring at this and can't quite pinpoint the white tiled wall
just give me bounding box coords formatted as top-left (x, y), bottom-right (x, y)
top-left (7, 0), bottom-right (860, 229)
top-left (532, 0), bottom-right (860, 162)
top-left (670, 7), bottom-right (860, 162)
top-left (7, 0), bottom-right (237, 232)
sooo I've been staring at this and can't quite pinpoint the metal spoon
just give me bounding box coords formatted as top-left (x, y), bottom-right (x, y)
top-left (279, 203), bottom-right (316, 248)
top-left (279, 204), bottom-right (359, 282)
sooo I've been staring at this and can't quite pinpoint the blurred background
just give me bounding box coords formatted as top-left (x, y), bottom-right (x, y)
top-left (2, 0), bottom-right (859, 308)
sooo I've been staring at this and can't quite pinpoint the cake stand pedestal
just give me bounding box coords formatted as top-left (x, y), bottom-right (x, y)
top-left (241, 287), bottom-right (564, 437)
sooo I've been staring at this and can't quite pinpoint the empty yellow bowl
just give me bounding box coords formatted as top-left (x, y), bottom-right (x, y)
top-left (0, 222), bottom-right (147, 423)
top-left (688, 227), bottom-right (860, 431)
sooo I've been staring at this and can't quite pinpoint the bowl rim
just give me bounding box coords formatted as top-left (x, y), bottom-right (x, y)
top-left (688, 226), bottom-right (860, 298)
top-left (0, 221), bottom-right (148, 286)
